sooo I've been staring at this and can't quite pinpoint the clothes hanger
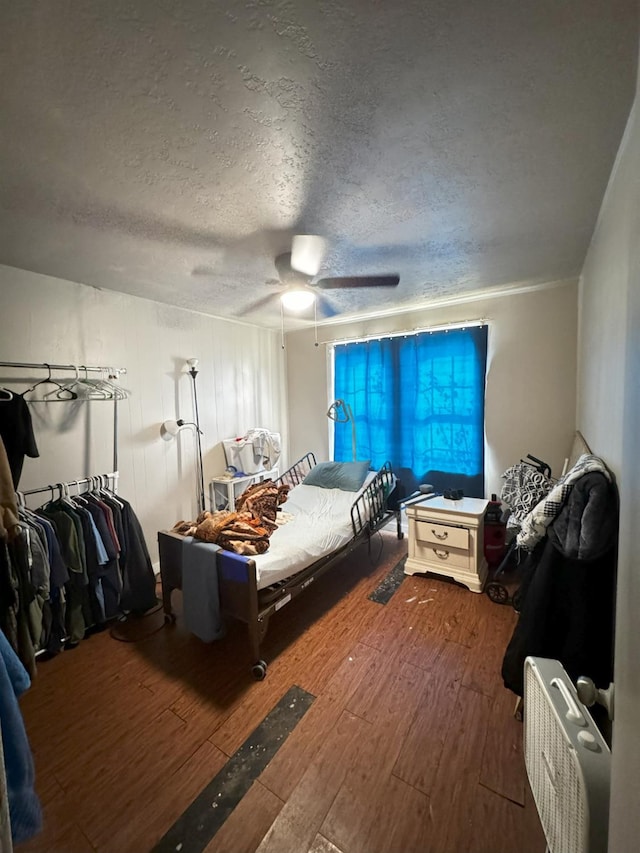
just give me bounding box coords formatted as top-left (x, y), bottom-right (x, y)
top-left (16, 493), bottom-right (41, 523)
top-left (95, 370), bottom-right (128, 400)
top-left (36, 484), bottom-right (57, 510)
top-left (53, 365), bottom-right (87, 400)
top-left (101, 473), bottom-right (124, 507)
top-left (85, 476), bottom-right (101, 500)
top-left (0, 387), bottom-right (13, 401)
top-left (78, 367), bottom-right (114, 400)
top-left (22, 364), bottom-right (78, 400)
top-left (55, 482), bottom-right (77, 509)
top-left (70, 479), bottom-right (89, 505)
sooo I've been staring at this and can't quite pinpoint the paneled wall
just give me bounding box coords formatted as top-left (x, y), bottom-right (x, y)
top-left (577, 87), bottom-right (640, 852)
top-left (0, 264), bottom-right (287, 563)
top-left (285, 280), bottom-right (578, 499)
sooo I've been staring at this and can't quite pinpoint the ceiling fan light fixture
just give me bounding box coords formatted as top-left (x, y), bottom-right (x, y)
top-left (280, 287), bottom-right (316, 312)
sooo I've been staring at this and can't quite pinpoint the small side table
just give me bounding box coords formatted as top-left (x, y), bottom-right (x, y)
top-left (404, 496), bottom-right (489, 592)
top-left (209, 466), bottom-right (279, 511)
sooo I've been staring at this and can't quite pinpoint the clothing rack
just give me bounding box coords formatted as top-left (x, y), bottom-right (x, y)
top-left (0, 360), bottom-right (126, 375)
top-left (18, 472), bottom-right (120, 501)
top-left (0, 360), bottom-right (127, 474)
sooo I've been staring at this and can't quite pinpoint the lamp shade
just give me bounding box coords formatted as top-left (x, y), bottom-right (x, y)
top-left (327, 399), bottom-right (350, 422)
top-left (281, 287), bottom-right (316, 312)
top-left (160, 419), bottom-right (182, 440)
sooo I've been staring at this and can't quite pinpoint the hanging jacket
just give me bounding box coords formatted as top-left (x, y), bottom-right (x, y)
top-left (0, 628), bottom-right (42, 844)
top-left (502, 471), bottom-right (618, 697)
top-left (118, 498), bottom-right (157, 613)
top-left (0, 437), bottom-right (18, 542)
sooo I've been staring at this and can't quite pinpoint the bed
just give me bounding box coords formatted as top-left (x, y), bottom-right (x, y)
top-left (158, 452), bottom-right (403, 678)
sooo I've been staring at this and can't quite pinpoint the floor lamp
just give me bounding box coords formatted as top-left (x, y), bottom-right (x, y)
top-left (161, 358), bottom-right (206, 514)
top-left (187, 358), bottom-right (206, 514)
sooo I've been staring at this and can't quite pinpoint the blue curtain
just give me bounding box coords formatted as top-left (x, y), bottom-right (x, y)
top-left (333, 326), bottom-right (488, 497)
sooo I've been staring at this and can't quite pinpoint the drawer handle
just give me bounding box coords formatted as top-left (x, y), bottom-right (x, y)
top-left (432, 529), bottom-right (448, 540)
top-left (434, 549), bottom-right (450, 560)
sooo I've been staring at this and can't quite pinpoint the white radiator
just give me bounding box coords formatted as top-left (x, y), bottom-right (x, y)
top-left (524, 657), bottom-right (611, 853)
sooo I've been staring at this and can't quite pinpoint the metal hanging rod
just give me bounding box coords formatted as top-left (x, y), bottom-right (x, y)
top-left (0, 361), bottom-right (126, 375)
top-left (18, 472), bottom-right (119, 499)
top-left (326, 318), bottom-right (488, 347)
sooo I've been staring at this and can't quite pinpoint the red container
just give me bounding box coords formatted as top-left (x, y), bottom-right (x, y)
top-left (484, 497), bottom-right (506, 566)
top-left (484, 521), bottom-right (507, 567)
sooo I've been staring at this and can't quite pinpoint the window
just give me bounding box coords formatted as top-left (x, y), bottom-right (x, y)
top-left (332, 326), bottom-right (488, 496)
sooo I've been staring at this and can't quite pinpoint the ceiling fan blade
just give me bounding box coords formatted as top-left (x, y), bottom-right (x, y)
top-left (291, 234), bottom-right (326, 276)
top-left (237, 292), bottom-right (280, 316)
top-left (316, 293), bottom-right (339, 318)
top-left (315, 274), bottom-right (400, 290)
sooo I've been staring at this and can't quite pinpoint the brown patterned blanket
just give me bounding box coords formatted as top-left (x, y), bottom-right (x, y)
top-left (171, 479), bottom-right (290, 555)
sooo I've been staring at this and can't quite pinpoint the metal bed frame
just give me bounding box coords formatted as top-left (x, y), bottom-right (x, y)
top-left (158, 452), bottom-right (403, 679)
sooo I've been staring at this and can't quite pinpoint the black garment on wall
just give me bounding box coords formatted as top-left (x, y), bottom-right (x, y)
top-left (118, 498), bottom-right (157, 613)
top-left (501, 471), bottom-right (618, 697)
top-left (0, 395), bottom-right (39, 488)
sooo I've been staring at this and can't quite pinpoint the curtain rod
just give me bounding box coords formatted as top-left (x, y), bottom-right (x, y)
top-left (18, 472), bottom-right (119, 498)
top-left (325, 318), bottom-right (488, 347)
top-left (0, 360), bottom-right (127, 375)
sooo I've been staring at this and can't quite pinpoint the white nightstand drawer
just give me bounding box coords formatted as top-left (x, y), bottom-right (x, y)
top-left (405, 496), bottom-right (488, 593)
top-left (416, 520), bottom-right (469, 551)
top-left (419, 544), bottom-right (470, 570)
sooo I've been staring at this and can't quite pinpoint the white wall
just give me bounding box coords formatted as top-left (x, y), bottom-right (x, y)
top-left (285, 281), bottom-right (578, 498)
top-left (0, 265), bottom-right (288, 563)
top-left (577, 88), bottom-right (640, 852)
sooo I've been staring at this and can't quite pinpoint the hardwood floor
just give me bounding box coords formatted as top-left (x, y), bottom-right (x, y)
top-left (17, 531), bottom-right (546, 853)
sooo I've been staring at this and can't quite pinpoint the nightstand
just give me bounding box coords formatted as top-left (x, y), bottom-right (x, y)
top-left (209, 467), bottom-right (279, 512)
top-left (404, 496), bottom-right (489, 592)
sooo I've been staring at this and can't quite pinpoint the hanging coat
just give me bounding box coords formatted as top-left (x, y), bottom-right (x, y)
top-left (0, 628), bottom-right (42, 844)
top-left (118, 498), bottom-right (157, 613)
top-left (501, 471), bottom-right (618, 697)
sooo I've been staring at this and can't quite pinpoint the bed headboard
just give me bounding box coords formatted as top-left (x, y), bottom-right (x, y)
top-left (277, 452), bottom-right (317, 488)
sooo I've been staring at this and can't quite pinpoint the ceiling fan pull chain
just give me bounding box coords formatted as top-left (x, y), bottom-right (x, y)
top-left (314, 299), bottom-right (319, 348)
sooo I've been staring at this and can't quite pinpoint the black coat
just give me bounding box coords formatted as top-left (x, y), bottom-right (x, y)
top-left (117, 498), bottom-right (157, 613)
top-left (501, 471), bottom-right (617, 697)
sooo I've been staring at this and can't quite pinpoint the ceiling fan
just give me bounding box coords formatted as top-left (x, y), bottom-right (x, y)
top-left (242, 234), bottom-right (400, 318)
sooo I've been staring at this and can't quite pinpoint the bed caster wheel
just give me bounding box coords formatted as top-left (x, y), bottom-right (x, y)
top-left (486, 582), bottom-right (509, 605)
top-left (164, 612), bottom-right (176, 625)
top-left (252, 660), bottom-right (267, 680)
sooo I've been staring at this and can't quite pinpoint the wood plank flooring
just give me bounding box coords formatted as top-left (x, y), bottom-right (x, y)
top-left (16, 531), bottom-right (545, 853)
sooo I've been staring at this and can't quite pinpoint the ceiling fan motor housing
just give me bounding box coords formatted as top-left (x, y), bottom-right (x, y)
top-left (274, 252), bottom-right (309, 284)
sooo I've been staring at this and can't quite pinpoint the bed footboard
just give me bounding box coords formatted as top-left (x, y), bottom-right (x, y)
top-left (351, 461), bottom-right (403, 540)
top-left (216, 551), bottom-right (275, 680)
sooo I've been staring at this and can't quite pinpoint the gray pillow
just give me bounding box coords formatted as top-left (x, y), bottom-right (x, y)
top-left (303, 460), bottom-right (371, 492)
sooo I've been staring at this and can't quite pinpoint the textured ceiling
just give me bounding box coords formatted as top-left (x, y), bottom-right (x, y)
top-left (0, 1), bottom-right (637, 328)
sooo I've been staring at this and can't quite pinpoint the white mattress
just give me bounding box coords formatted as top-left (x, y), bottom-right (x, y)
top-left (253, 474), bottom-right (377, 589)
